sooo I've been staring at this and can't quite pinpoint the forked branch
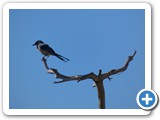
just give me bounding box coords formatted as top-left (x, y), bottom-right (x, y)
top-left (42, 50), bottom-right (136, 83)
top-left (41, 50), bottom-right (136, 109)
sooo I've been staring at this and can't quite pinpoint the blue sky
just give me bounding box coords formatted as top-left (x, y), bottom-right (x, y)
top-left (9, 9), bottom-right (145, 109)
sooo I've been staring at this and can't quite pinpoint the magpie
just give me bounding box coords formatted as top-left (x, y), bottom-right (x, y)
top-left (32, 40), bottom-right (70, 62)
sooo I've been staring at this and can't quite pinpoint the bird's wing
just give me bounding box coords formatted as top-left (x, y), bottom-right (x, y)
top-left (40, 44), bottom-right (55, 55)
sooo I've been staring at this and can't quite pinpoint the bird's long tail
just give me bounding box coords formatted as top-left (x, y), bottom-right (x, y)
top-left (54, 53), bottom-right (70, 62)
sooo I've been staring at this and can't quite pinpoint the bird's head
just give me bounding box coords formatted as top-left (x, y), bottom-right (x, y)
top-left (32, 40), bottom-right (44, 46)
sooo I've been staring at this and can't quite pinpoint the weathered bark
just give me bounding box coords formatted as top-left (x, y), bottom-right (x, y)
top-left (41, 51), bottom-right (136, 109)
top-left (95, 80), bottom-right (105, 109)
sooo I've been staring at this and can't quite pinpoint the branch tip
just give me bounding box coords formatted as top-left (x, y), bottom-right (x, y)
top-left (108, 77), bottom-right (112, 81)
top-left (98, 69), bottom-right (102, 76)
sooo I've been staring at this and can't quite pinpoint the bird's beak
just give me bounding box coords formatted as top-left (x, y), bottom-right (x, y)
top-left (32, 43), bottom-right (36, 46)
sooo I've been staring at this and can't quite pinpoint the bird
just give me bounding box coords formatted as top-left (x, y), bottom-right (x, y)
top-left (32, 40), bottom-right (70, 62)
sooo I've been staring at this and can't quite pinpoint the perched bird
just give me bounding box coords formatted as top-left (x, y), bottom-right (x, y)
top-left (32, 40), bottom-right (70, 62)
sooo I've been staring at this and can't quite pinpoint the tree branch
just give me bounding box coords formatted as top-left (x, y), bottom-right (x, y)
top-left (101, 50), bottom-right (137, 80)
top-left (42, 50), bottom-right (136, 83)
top-left (41, 57), bottom-right (98, 84)
top-left (41, 51), bottom-right (136, 109)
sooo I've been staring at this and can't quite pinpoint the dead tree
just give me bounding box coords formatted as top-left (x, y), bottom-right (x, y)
top-left (41, 50), bottom-right (136, 109)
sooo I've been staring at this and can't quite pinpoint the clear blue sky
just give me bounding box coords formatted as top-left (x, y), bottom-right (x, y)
top-left (9, 9), bottom-right (145, 109)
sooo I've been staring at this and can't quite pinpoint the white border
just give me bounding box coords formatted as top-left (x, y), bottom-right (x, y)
top-left (3, 3), bottom-right (151, 115)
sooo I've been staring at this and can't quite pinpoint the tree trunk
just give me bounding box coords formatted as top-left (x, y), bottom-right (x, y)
top-left (95, 80), bottom-right (105, 109)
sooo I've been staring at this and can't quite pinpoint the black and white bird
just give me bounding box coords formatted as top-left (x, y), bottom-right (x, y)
top-left (32, 40), bottom-right (70, 62)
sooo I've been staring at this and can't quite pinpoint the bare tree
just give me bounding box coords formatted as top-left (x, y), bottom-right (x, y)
top-left (41, 50), bottom-right (136, 109)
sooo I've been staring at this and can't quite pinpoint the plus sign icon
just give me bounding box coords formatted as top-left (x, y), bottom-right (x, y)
top-left (137, 89), bottom-right (158, 110)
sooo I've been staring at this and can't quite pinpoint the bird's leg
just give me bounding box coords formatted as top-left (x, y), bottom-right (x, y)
top-left (42, 56), bottom-right (47, 61)
top-left (46, 55), bottom-right (49, 60)
top-left (41, 55), bottom-right (50, 61)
